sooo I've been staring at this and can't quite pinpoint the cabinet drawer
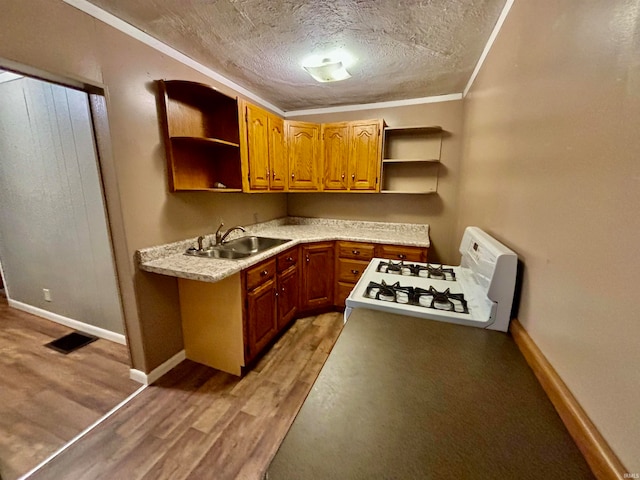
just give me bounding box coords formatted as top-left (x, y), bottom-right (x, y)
top-left (337, 258), bottom-right (369, 283)
top-left (277, 247), bottom-right (299, 272)
top-left (245, 258), bottom-right (276, 291)
top-left (336, 281), bottom-right (356, 308)
top-left (337, 241), bottom-right (375, 261)
top-left (375, 244), bottom-right (427, 262)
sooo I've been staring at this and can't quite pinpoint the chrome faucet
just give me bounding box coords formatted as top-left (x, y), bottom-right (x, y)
top-left (197, 235), bottom-right (207, 251)
top-left (214, 222), bottom-right (246, 245)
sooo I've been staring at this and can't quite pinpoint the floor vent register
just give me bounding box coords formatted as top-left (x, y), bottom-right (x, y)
top-left (45, 332), bottom-right (98, 354)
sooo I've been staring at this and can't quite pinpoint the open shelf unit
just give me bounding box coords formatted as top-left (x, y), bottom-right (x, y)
top-left (158, 80), bottom-right (242, 192)
top-left (381, 125), bottom-right (443, 194)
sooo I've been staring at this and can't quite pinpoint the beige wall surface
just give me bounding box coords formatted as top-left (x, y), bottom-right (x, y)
top-left (0, 0), bottom-right (287, 371)
top-left (288, 100), bottom-right (464, 263)
top-left (458, 0), bottom-right (640, 471)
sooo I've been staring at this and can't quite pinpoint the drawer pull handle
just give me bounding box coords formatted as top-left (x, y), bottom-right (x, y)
top-left (261, 270), bottom-right (269, 276)
top-left (351, 269), bottom-right (360, 275)
top-left (352, 250), bottom-right (360, 255)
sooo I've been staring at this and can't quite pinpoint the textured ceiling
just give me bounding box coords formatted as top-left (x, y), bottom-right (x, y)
top-left (86, 0), bottom-right (507, 111)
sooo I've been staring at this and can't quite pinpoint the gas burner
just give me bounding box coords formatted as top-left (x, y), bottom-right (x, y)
top-left (414, 287), bottom-right (468, 313)
top-left (376, 260), bottom-right (456, 281)
top-left (365, 280), bottom-right (411, 304)
top-left (363, 282), bottom-right (468, 314)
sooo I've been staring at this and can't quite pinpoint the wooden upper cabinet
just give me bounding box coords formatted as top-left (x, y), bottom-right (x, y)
top-left (349, 120), bottom-right (383, 191)
top-left (245, 103), bottom-right (270, 190)
top-left (319, 119), bottom-right (383, 192)
top-left (268, 114), bottom-right (286, 190)
top-left (287, 121), bottom-right (321, 191)
top-left (322, 123), bottom-right (350, 190)
top-left (157, 80), bottom-right (243, 192)
top-left (241, 101), bottom-right (288, 192)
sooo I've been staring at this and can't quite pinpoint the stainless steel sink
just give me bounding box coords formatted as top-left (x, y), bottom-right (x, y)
top-left (185, 247), bottom-right (251, 259)
top-left (185, 236), bottom-right (291, 260)
top-left (222, 236), bottom-right (291, 254)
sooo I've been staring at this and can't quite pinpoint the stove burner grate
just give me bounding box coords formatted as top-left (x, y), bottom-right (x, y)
top-left (376, 260), bottom-right (456, 281)
top-left (364, 281), bottom-right (468, 314)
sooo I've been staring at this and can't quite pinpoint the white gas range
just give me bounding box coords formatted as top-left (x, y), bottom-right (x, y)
top-left (344, 227), bottom-right (518, 332)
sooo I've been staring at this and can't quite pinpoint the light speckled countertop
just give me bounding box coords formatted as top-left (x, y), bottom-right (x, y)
top-left (136, 217), bottom-right (430, 283)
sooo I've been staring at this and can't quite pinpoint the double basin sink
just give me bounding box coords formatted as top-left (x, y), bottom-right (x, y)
top-left (185, 236), bottom-right (291, 260)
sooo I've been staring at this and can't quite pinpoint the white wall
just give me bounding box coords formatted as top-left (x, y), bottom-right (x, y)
top-left (0, 75), bottom-right (124, 334)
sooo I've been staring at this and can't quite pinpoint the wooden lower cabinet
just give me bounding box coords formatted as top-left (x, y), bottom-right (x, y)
top-left (245, 277), bottom-right (278, 361)
top-left (178, 241), bottom-right (428, 375)
top-left (244, 247), bottom-right (299, 364)
top-left (300, 242), bottom-right (334, 311)
top-left (375, 244), bottom-right (427, 262)
top-left (333, 241), bottom-right (429, 308)
top-left (277, 265), bottom-right (298, 329)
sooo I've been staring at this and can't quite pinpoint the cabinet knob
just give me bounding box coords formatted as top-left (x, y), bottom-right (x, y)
top-left (397, 254), bottom-right (406, 260)
top-left (351, 173), bottom-right (355, 181)
top-left (273, 170), bottom-right (276, 180)
top-left (291, 173), bottom-right (295, 179)
top-left (261, 270), bottom-right (269, 276)
top-left (351, 269), bottom-right (360, 275)
top-left (275, 291), bottom-right (279, 297)
top-left (306, 255), bottom-right (310, 263)
top-left (266, 168), bottom-right (270, 178)
top-left (341, 173), bottom-right (345, 180)
top-left (286, 256), bottom-right (293, 262)
top-left (352, 250), bottom-right (360, 255)
top-left (282, 286), bottom-right (285, 292)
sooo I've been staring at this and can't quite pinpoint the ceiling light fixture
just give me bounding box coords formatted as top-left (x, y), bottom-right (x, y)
top-left (301, 49), bottom-right (356, 83)
top-left (303, 59), bottom-right (351, 83)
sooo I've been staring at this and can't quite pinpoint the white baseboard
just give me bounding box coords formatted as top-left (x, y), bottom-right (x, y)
top-left (129, 349), bottom-right (186, 385)
top-left (8, 299), bottom-right (126, 345)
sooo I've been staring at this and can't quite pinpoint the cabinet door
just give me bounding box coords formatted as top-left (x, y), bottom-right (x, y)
top-left (322, 123), bottom-right (349, 190)
top-left (245, 103), bottom-right (270, 190)
top-left (287, 121), bottom-right (320, 191)
top-left (349, 120), bottom-right (382, 191)
top-left (246, 277), bottom-right (278, 361)
top-left (300, 242), bottom-right (334, 310)
top-left (268, 113), bottom-right (286, 190)
top-left (277, 266), bottom-right (298, 330)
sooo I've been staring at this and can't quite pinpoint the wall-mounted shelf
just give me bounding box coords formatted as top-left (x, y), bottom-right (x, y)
top-left (158, 80), bottom-right (243, 192)
top-left (381, 125), bottom-right (443, 194)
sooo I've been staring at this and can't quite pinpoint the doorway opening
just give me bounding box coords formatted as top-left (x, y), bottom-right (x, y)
top-left (0, 67), bottom-right (139, 480)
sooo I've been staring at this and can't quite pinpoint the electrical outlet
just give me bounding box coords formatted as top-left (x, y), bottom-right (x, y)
top-left (43, 288), bottom-right (52, 302)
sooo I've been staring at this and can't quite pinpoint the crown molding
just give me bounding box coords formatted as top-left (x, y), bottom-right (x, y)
top-left (463, 0), bottom-right (515, 97)
top-left (62, 0), bottom-right (285, 116)
top-left (283, 93), bottom-right (463, 117)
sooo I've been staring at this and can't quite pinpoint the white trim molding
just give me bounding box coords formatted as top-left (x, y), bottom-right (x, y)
top-left (463, 0), bottom-right (515, 97)
top-left (129, 349), bottom-right (186, 385)
top-left (8, 299), bottom-right (126, 345)
top-left (62, 0), bottom-right (284, 116)
top-left (283, 93), bottom-right (463, 117)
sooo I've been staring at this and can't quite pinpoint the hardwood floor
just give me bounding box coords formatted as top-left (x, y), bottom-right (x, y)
top-left (0, 297), bottom-right (140, 480)
top-left (28, 312), bottom-right (344, 480)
